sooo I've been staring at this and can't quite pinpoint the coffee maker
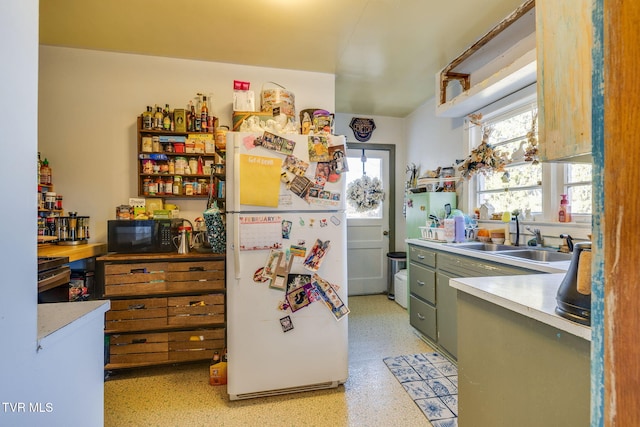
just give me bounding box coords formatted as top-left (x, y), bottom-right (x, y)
top-left (555, 242), bottom-right (591, 325)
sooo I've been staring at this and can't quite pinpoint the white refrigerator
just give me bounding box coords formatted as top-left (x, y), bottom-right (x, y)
top-left (225, 131), bottom-right (349, 400)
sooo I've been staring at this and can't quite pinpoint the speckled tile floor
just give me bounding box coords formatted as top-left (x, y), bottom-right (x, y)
top-left (104, 295), bottom-right (436, 426)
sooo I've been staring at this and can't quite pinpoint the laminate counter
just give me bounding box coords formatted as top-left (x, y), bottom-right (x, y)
top-left (406, 238), bottom-right (570, 274)
top-left (450, 273), bottom-right (590, 341)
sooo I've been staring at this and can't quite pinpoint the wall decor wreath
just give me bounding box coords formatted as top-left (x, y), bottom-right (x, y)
top-left (346, 175), bottom-right (385, 212)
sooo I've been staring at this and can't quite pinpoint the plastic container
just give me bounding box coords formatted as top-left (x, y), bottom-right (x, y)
top-left (454, 215), bottom-right (465, 242)
top-left (394, 269), bottom-right (408, 309)
top-left (559, 194), bottom-right (572, 222)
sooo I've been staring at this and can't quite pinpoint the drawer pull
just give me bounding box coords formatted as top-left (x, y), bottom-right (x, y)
top-left (417, 254), bottom-right (425, 260)
top-left (131, 338), bottom-right (147, 344)
top-left (417, 313), bottom-right (425, 320)
top-left (130, 268), bottom-right (147, 274)
top-left (417, 280), bottom-right (425, 286)
top-left (189, 266), bottom-right (205, 271)
top-left (128, 303), bottom-right (146, 310)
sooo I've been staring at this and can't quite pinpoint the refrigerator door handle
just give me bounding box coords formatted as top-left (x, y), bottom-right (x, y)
top-left (234, 213), bottom-right (241, 279)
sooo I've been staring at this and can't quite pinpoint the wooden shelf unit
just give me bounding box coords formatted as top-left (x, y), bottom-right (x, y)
top-left (98, 252), bottom-right (226, 370)
top-left (136, 116), bottom-right (226, 203)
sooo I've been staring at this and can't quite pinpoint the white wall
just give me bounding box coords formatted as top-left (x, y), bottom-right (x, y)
top-left (334, 113), bottom-right (406, 249)
top-left (405, 97), bottom-right (467, 213)
top-left (38, 46), bottom-right (336, 242)
top-left (1, 1), bottom-right (52, 425)
top-left (406, 97), bottom-right (466, 181)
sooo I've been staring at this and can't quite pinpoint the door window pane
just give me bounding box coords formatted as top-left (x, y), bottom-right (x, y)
top-left (345, 156), bottom-right (383, 219)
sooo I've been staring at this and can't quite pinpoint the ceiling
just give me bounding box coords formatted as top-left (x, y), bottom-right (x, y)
top-left (39, 0), bottom-right (529, 118)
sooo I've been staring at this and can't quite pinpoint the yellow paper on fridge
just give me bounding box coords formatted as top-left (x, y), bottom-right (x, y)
top-left (239, 154), bottom-right (282, 207)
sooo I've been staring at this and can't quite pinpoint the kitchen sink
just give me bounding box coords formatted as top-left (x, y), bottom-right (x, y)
top-left (498, 250), bottom-right (573, 262)
top-left (451, 243), bottom-right (520, 252)
top-left (449, 242), bottom-right (574, 263)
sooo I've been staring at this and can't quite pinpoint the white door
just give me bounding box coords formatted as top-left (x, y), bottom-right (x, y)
top-left (345, 148), bottom-right (390, 295)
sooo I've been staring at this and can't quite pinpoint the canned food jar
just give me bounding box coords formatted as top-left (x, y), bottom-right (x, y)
top-left (45, 192), bottom-right (57, 210)
top-left (214, 127), bottom-right (228, 150)
top-left (184, 181), bottom-right (194, 196)
top-left (175, 157), bottom-right (187, 174)
top-left (188, 157), bottom-right (198, 174)
top-left (141, 136), bottom-right (153, 152)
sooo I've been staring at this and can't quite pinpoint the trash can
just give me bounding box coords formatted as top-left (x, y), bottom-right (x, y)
top-left (394, 269), bottom-right (408, 309)
top-left (386, 251), bottom-right (406, 300)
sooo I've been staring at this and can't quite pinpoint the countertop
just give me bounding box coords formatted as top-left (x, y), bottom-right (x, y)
top-left (38, 242), bottom-right (107, 262)
top-left (406, 238), bottom-right (590, 341)
top-left (38, 300), bottom-right (110, 346)
top-left (406, 238), bottom-right (570, 273)
top-left (450, 274), bottom-right (591, 341)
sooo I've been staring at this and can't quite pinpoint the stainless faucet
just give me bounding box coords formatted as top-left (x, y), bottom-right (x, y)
top-left (525, 226), bottom-right (543, 246)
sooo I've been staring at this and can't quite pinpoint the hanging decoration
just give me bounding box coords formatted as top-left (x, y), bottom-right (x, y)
top-left (349, 117), bottom-right (376, 142)
top-left (457, 113), bottom-right (510, 180)
top-left (346, 149), bottom-right (385, 212)
top-left (524, 111), bottom-right (539, 164)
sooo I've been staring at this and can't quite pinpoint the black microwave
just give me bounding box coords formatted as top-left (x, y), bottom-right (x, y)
top-left (107, 219), bottom-right (182, 254)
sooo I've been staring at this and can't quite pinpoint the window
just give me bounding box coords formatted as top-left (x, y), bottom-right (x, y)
top-left (475, 105), bottom-right (543, 214)
top-left (345, 155), bottom-right (383, 219)
top-left (565, 163), bottom-right (592, 215)
top-left (470, 94), bottom-right (592, 219)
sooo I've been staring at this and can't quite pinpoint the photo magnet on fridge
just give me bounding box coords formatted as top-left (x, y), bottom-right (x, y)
top-left (281, 220), bottom-right (292, 239)
top-left (307, 135), bottom-right (330, 162)
top-left (280, 316), bottom-right (294, 333)
top-left (283, 154), bottom-right (309, 177)
top-left (289, 175), bottom-right (313, 201)
top-left (303, 239), bottom-right (330, 272)
top-left (286, 283), bottom-right (313, 312)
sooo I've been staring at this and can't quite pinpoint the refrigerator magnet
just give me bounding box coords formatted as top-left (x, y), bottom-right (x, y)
top-left (290, 245), bottom-right (306, 257)
top-left (280, 316), bottom-right (294, 333)
top-left (330, 215), bottom-right (341, 225)
top-left (281, 220), bottom-right (292, 239)
top-left (261, 249), bottom-right (283, 283)
top-left (286, 283), bottom-right (312, 312)
top-left (303, 239), bottom-right (330, 272)
top-left (253, 267), bottom-right (270, 283)
top-left (320, 218), bottom-right (328, 228)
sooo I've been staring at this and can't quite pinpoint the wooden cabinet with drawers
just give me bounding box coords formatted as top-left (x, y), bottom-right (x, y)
top-left (97, 252), bottom-right (225, 370)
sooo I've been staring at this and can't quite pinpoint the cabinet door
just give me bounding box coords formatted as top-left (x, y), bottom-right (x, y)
top-left (436, 271), bottom-right (458, 359)
top-left (536, 0), bottom-right (593, 162)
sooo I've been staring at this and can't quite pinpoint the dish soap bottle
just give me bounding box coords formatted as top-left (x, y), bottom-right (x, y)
top-left (559, 194), bottom-right (571, 222)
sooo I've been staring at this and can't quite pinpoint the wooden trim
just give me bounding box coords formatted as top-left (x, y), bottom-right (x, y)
top-left (438, 0), bottom-right (535, 105)
top-left (603, 0), bottom-right (640, 425)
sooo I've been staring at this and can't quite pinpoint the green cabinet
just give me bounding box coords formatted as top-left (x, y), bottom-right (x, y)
top-left (457, 292), bottom-right (590, 426)
top-left (408, 244), bottom-right (541, 360)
